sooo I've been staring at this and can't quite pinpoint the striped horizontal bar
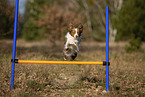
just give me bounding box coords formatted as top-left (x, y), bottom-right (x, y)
top-left (18, 60), bottom-right (103, 65)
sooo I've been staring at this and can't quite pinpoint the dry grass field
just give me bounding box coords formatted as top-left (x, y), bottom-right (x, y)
top-left (0, 39), bottom-right (145, 96)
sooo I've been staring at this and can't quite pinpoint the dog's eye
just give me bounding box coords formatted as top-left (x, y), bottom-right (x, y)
top-left (70, 30), bottom-right (75, 36)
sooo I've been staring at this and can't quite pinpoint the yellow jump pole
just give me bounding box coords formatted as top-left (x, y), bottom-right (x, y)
top-left (19, 60), bottom-right (103, 65)
top-left (11, 59), bottom-right (104, 65)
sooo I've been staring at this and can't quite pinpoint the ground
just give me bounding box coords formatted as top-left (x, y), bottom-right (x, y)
top-left (0, 39), bottom-right (145, 96)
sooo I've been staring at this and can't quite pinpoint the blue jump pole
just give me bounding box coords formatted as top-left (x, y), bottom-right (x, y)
top-left (106, 6), bottom-right (109, 91)
top-left (10, 0), bottom-right (19, 89)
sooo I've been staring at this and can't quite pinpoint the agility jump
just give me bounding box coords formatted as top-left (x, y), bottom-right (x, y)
top-left (10, 0), bottom-right (110, 92)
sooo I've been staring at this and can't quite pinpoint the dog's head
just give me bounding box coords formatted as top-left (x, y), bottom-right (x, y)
top-left (68, 23), bottom-right (83, 38)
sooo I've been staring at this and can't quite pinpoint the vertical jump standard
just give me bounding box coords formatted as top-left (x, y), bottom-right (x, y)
top-left (10, 0), bottom-right (110, 91)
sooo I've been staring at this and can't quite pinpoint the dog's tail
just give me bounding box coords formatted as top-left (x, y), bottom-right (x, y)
top-left (63, 44), bottom-right (78, 57)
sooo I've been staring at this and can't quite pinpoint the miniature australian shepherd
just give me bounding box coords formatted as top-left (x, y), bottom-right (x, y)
top-left (63, 23), bottom-right (83, 61)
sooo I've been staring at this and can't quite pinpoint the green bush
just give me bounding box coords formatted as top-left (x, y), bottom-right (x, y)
top-left (116, 0), bottom-right (145, 41)
top-left (125, 37), bottom-right (142, 52)
top-left (22, 18), bottom-right (45, 41)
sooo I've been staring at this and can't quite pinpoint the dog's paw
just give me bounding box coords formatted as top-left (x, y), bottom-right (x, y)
top-left (64, 57), bottom-right (67, 61)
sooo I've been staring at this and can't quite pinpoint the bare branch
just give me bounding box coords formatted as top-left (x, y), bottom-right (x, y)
top-left (82, 0), bottom-right (92, 32)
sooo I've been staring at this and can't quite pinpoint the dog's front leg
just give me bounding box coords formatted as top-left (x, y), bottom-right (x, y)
top-left (74, 43), bottom-right (79, 52)
top-left (63, 54), bottom-right (67, 60)
top-left (64, 41), bottom-right (69, 49)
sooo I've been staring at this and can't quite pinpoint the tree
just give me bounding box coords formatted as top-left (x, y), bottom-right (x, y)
top-left (22, 0), bottom-right (51, 41)
top-left (69, 0), bottom-right (123, 42)
top-left (0, 0), bottom-right (15, 39)
top-left (116, 0), bottom-right (145, 41)
top-left (22, 0), bottom-right (125, 42)
top-left (22, 0), bottom-right (84, 42)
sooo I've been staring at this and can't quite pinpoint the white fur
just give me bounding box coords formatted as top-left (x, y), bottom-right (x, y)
top-left (74, 28), bottom-right (78, 38)
top-left (64, 32), bottom-right (82, 52)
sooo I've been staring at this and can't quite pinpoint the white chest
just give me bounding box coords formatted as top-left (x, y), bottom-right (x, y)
top-left (64, 32), bottom-right (82, 49)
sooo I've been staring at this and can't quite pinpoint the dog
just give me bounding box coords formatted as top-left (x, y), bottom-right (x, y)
top-left (63, 23), bottom-right (83, 61)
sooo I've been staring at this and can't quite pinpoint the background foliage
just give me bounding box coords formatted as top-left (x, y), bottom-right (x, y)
top-left (115, 0), bottom-right (145, 51)
top-left (0, 0), bottom-right (145, 48)
top-left (116, 0), bottom-right (145, 41)
top-left (0, 0), bottom-right (15, 39)
top-left (22, 0), bottom-right (109, 42)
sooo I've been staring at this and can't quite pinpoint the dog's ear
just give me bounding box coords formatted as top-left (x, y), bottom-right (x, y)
top-left (78, 23), bottom-right (83, 33)
top-left (68, 23), bottom-right (73, 32)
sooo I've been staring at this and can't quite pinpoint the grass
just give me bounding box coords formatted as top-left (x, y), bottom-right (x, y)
top-left (0, 39), bottom-right (145, 96)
